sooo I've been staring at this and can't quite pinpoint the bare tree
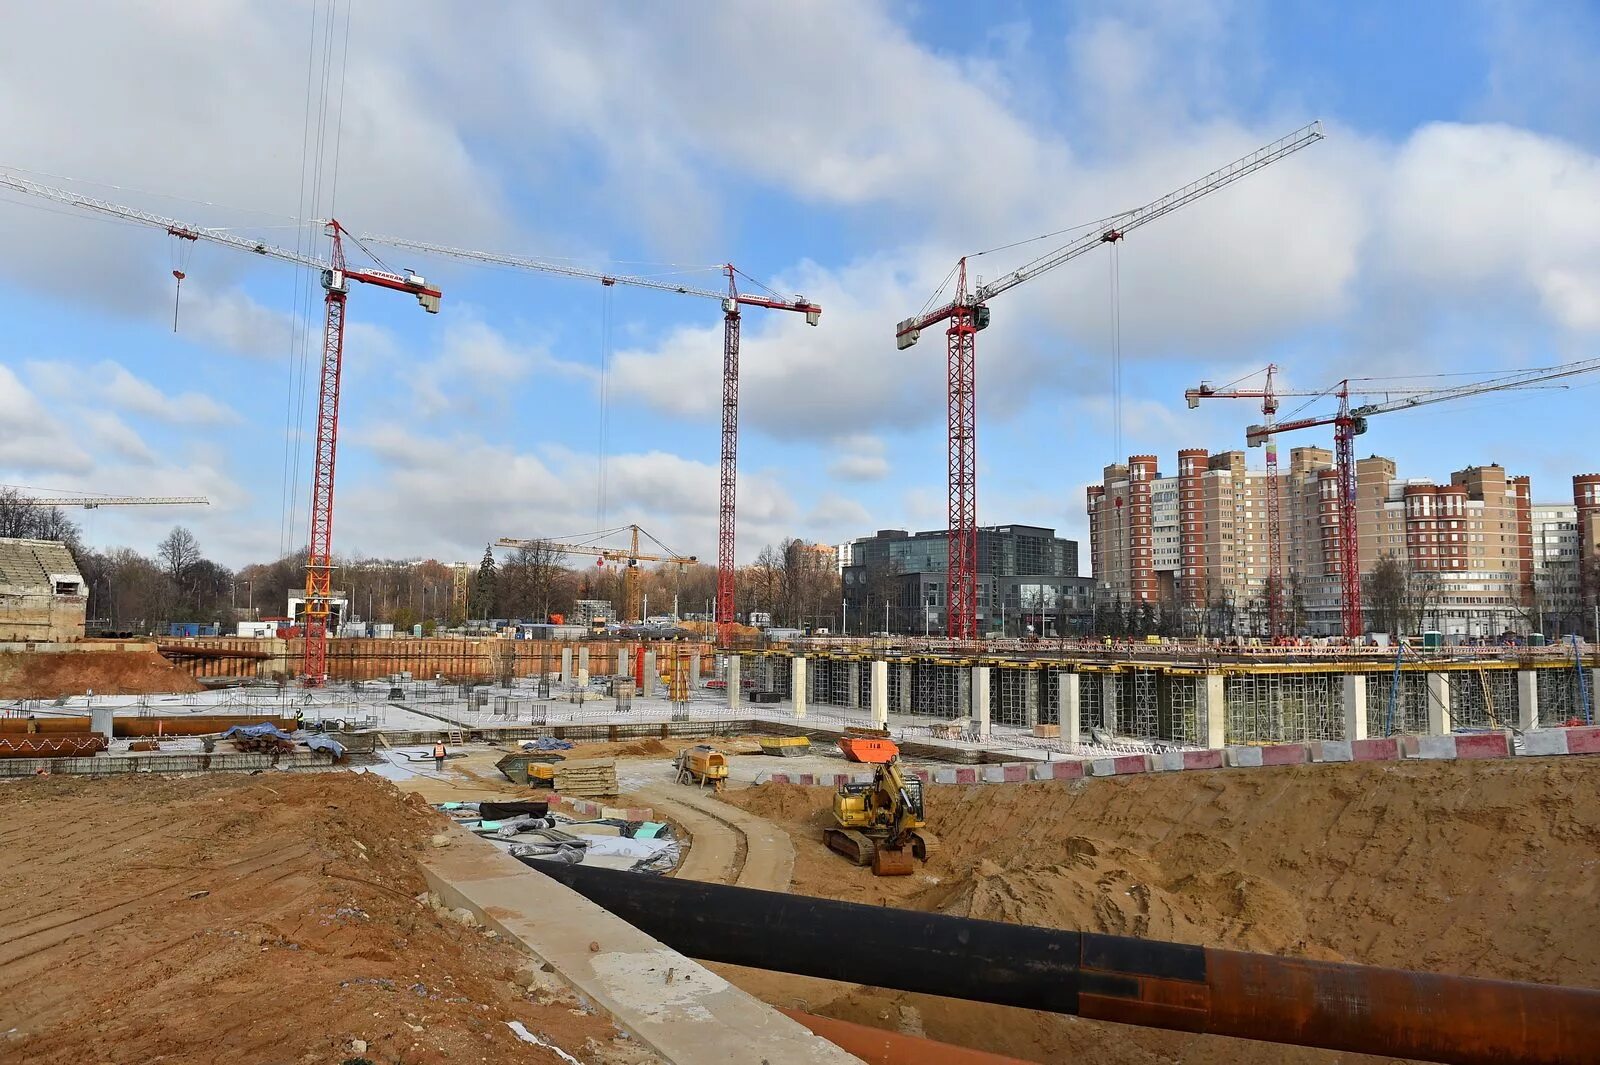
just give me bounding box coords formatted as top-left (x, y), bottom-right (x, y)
top-left (157, 527), bottom-right (203, 586)
top-left (1365, 554), bottom-right (1408, 636)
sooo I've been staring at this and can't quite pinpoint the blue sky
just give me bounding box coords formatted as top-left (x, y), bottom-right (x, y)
top-left (2, 0), bottom-right (1598, 574)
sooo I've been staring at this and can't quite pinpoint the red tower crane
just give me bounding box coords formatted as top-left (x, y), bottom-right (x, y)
top-left (1246, 357), bottom-right (1600, 638)
top-left (895, 122), bottom-right (1325, 639)
top-left (362, 236), bottom-right (821, 643)
top-left (0, 170), bottom-right (442, 684)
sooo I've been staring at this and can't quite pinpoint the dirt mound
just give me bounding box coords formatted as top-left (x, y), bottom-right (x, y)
top-left (0, 646), bottom-right (203, 699)
top-left (721, 758), bottom-right (1600, 1063)
top-left (0, 772), bottom-right (634, 1064)
top-left (729, 781), bottom-right (838, 825)
top-left (612, 737), bottom-right (675, 757)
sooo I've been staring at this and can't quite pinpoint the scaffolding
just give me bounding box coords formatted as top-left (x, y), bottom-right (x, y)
top-left (1129, 670), bottom-right (1160, 739)
top-left (1041, 668), bottom-right (1064, 728)
top-left (1365, 671), bottom-right (1430, 736)
top-left (1225, 672), bottom-right (1343, 744)
top-left (1079, 672), bottom-right (1105, 732)
top-left (1163, 674), bottom-right (1204, 746)
top-left (1445, 668), bottom-right (1515, 730)
top-left (1537, 667), bottom-right (1585, 726)
top-left (911, 660), bottom-right (967, 719)
top-left (991, 667), bottom-right (1039, 729)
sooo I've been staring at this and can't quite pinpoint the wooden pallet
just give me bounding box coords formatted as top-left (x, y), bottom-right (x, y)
top-left (553, 757), bottom-right (618, 798)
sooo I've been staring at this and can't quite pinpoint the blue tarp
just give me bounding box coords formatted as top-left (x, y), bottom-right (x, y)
top-left (221, 723), bottom-right (295, 741)
top-left (521, 737), bottom-right (575, 752)
top-left (220, 723), bottom-right (345, 759)
top-left (304, 734), bottom-right (347, 758)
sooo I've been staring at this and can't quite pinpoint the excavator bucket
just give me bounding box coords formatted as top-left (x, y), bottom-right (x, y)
top-left (871, 845), bottom-right (914, 877)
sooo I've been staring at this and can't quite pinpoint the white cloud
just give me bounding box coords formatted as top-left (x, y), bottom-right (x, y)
top-left (400, 318), bottom-right (558, 419)
top-left (30, 360), bottom-right (239, 427)
top-left (336, 427), bottom-right (801, 564)
top-left (78, 411), bottom-right (158, 466)
top-left (828, 435), bottom-right (890, 482)
top-left (1380, 122), bottom-right (1600, 334)
top-left (0, 365), bottom-right (93, 474)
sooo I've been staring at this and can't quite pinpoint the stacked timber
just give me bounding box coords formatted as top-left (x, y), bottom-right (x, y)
top-left (553, 757), bottom-right (618, 798)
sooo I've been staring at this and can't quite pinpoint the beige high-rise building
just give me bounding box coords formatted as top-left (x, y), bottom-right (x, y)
top-left (1090, 449), bottom-right (1548, 636)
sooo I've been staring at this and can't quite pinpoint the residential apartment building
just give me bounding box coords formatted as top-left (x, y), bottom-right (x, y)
top-left (841, 525), bottom-right (1093, 636)
top-left (1090, 450), bottom-right (1593, 636)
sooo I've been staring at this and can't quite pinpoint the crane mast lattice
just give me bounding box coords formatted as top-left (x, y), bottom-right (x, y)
top-left (895, 123), bottom-right (1325, 639)
top-left (364, 236), bottom-right (820, 644)
top-left (0, 168), bottom-right (442, 684)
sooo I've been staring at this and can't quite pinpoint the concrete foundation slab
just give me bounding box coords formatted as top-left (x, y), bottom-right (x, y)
top-left (421, 829), bottom-right (860, 1065)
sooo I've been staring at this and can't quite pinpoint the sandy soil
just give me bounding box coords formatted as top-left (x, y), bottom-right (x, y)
top-left (0, 772), bottom-right (650, 1065)
top-left (0, 647), bottom-right (203, 699)
top-left (720, 758), bottom-right (1600, 1064)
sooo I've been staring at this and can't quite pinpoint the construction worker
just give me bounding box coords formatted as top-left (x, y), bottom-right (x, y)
top-left (433, 738), bottom-right (447, 772)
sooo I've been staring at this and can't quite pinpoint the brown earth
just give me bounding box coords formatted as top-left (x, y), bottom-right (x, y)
top-left (0, 772), bottom-right (651, 1065)
top-left (720, 758), bottom-right (1600, 1064)
top-left (0, 646), bottom-right (203, 699)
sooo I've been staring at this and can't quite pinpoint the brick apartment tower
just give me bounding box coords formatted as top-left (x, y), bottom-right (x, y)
top-left (1511, 475), bottom-right (1533, 607)
top-left (1127, 455), bottom-right (1158, 603)
top-left (1177, 448), bottom-right (1208, 609)
top-left (1086, 485), bottom-right (1105, 590)
top-left (1575, 473), bottom-right (1600, 599)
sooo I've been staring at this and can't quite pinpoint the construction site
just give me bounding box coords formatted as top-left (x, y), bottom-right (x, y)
top-left (5, 6), bottom-right (1600, 1063)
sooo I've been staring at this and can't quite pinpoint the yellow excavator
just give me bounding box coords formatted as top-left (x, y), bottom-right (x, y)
top-left (824, 757), bottom-right (936, 876)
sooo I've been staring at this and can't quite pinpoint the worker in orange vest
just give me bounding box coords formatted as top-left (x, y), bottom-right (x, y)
top-left (433, 739), bottom-right (447, 772)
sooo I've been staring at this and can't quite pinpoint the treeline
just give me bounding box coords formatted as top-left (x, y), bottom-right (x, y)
top-left (0, 490), bottom-right (839, 634)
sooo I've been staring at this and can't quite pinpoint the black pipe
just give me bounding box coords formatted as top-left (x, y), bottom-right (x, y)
top-left (523, 860), bottom-right (1600, 1065)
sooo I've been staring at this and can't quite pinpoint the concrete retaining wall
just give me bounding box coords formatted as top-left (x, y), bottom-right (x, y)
top-left (762, 726), bottom-right (1600, 793)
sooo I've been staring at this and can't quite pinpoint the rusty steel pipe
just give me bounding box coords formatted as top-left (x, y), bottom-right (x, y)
top-left (0, 733), bottom-right (107, 758)
top-left (528, 862), bottom-right (1599, 1065)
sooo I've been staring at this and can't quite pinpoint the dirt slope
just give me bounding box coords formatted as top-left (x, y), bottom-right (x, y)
top-left (0, 646), bottom-right (202, 699)
top-left (722, 758), bottom-right (1600, 1064)
top-left (0, 772), bottom-right (644, 1065)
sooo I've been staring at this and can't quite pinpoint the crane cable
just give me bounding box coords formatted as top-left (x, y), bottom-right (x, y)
top-left (596, 284), bottom-right (613, 534)
top-left (1109, 241), bottom-right (1123, 462)
top-left (279, 0), bottom-right (350, 560)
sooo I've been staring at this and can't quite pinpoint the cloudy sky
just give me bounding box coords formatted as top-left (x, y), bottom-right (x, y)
top-left (2, 0), bottom-right (1598, 572)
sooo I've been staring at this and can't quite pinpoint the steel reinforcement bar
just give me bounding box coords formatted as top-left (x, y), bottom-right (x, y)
top-left (528, 863), bottom-right (1597, 1065)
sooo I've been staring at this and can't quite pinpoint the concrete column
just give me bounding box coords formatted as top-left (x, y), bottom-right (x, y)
top-left (1517, 670), bottom-right (1539, 731)
top-left (726, 655), bottom-right (741, 710)
top-left (792, 656), bottom-right (807, 720)
top-left (1426, 672), bottom-right (1452, 735)
top-left (1024, 670), bottom-right (1041, 728)
top-left (897, 664), bottom-right (913, 714)
top-left (1343, 673), bottom-right (1368, 742)
top-left (871, 659), bottom-right (889, 728)
top-left (847, 661), bottom-right (862, 709)
top-left (972, 665), bottom-right (991, 740)
top-left (956, 667), bottom-right (972, 720)
top-left (561, 647), bottom-right (573, 685)
top-left (690, 652), bottom-right (701, 691)
top-left (1059, 672), bottom-right (1080, 741)
top-left (577, 646), bottom-right (590, 679)
top-left (1204, 673), bottom-right (1226, 749)
top-left (642, 651), bottom-right (658, 696)
top-left (1102, 673), bottom-right (1119, 735)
